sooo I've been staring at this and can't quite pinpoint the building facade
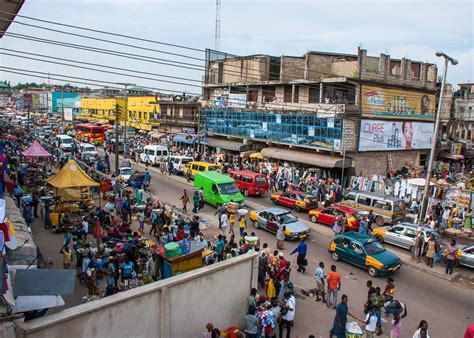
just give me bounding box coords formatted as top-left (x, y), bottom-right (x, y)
top-left (153, 98), bottom-right (200, 134)
top-left (450, 83), bottom-right (474, 148)
top-left (78, 95), bottom-right (161, 131)
top-left (202, 48), bottom-right (438, 178)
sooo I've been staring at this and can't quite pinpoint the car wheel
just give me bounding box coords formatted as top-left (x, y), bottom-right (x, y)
top-left (253, 220), bottom-right (260, 229)
top-left (243, 189), bottom-right (249, 197)
top-left (331, 252), bottom-right (339, 261)
top-left (375, 216), bottom-right (384, 226)
top-left (311, 215), bottom-right (318, 223)
top-left (374, 235), bottom-right (384, 243)
top-left (272, 198), bottom-right (278, 205)
top-left (367, 266), bottom-right (378, 277)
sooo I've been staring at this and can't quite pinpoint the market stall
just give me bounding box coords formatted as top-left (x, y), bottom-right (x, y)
top-left (45, 160), bottom-right (100, 225)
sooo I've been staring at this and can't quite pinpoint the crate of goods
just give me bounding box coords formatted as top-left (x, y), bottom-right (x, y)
top-left (226, 202), bottom-right (239, 214)
top-left (164, 242), bottom-right (182, 258)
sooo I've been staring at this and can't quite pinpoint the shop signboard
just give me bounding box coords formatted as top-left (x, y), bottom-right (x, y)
top-left (262, 122), bottom-right (267, 131)
top-left (358, 119), bottom-right (434, 152)
top-left (445, 189), bottom-right (471, 209)
top-left (210, 92), bottom-right (247, 109)
top-left (450, 143), bottom-right (462, 155)
top-left (362, 85), bottom-right (435, 120)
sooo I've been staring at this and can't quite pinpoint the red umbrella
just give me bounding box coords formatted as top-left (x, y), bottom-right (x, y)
top-left (6, 135), bottom-right (18, 141)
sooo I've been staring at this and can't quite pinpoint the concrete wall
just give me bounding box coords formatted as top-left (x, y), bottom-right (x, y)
top-left (352, 150), bottom-right (421, 176)
top-left (15, 253), bottom-right (259, 338)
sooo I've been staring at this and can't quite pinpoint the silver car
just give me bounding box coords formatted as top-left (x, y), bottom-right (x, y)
top-left (373, 222), bottom-right (442, 251)
top-left (458, 244), bottom-right (474, 269)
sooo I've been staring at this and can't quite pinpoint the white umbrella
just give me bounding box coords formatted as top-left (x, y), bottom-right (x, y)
top-left (407, 178), bottom-right (434, 186)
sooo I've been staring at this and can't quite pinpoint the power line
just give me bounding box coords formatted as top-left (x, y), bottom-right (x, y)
top-left (0, 50), bottom-right (202, 88)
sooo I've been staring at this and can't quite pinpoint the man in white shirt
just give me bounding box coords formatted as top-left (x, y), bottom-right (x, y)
top-left (81, 217), bottom-right (89, 239)
top-left (315, 261), bottom-right (326, 303)
top-left (279, 291), bottom-right (295, 338)
top-left (220, 213), bottom-right (229, 234)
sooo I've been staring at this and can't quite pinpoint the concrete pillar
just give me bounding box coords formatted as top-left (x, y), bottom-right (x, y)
top-left (319, 83), bottom-right (323, 103)
top-left (280, 56), bottom-right (284, 82)
top-left (291, 84), bottom-right (295, 103)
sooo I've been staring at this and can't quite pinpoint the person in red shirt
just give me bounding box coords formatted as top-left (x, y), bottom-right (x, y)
top-left (326, 264), bottom-right (341, 309)
top-left (465, 324), bottom-right (474, 338)
top-left (175, 224), bottom-right (186, 241)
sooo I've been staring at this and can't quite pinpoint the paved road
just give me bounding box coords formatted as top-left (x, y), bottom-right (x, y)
top-left (101, 152), bottom-right (474, 338)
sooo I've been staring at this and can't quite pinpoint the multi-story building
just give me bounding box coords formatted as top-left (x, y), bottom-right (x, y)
top-left (201, 48), bottom-right (438, 178)
top-left (78, 95), bottom-right (161, 131)
top-left (152, 97), bottom-right (200, 135)
top-left (450, 83), bottom-right (474, 147)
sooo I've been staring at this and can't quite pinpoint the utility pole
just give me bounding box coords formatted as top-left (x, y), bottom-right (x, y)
top-left (420, 51), bottom-right (458, 222)
top-left (114, 103), bottom-right (120, 174)
top-left (61, 89), bottom-right (64, 125)
top-left (215, 0), bottom-right (221, 50)
top-left (116, 83), bottom-right (135, 159)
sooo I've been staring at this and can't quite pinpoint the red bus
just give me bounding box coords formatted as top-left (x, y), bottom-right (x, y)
top-left (75, 123), bottom-right (105, 145)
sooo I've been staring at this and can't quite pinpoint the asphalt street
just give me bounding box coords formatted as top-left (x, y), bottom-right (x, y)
top-left (101, 152), bottom-right (474, 338)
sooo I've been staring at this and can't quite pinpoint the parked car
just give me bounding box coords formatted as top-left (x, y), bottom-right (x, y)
top-left (372, 222), bottom-right (442, 251)
top-left (249, 207), bottom-right (310, 240)
top-left (270, 190), bottom-right (318, 212)
top-left (308, 205), bottom-right (361, 231)
top-left (456, 244), bottom-right (474, 269)
top-left (328, 232), bottom-right (402, 277)
top-left (119, 166), bottom-right (133, 183)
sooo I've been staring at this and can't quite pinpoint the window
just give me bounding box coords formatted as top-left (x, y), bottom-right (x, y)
top-left (353, 243), bottom-right (364, 255)
top-left (212, 184), bottom-right (218, 194)
top-left (309, 87), bottom-right (320, 103)
top-left (411, 63), bottom-right (421, 79)
top-left (235, 174), bottom-right (242, 181)
top-left (198, 166), bottom-right (206, 172)
top-left (284, 85), bottom-right (292, 103)
top-left (262, 87), bottom-right (276, 102)
top-left (405, 228), bottom-right (416, 238)
top-left (191, 164), bottom-right (198, 170)
top-left (138, 111), bottom-right (142, 119)
top-left (243, 176), bottom-right (253, 183)
top-left (144, 112), bottom-right (147, 120)
top-left (390, 226), bottom-right (405, 234)
top-left (373, 200), bottom-right (391, 211)
top-left (260, 211), bottom-right (268, 220)
top-left (357, 196), bottom-right (372, 206)
top-left (217, 62), bottom-right (223, 83)
top-left (248, 90), bottom-right (258, 102)
top-left (345, 193), bottom-right (356, 201)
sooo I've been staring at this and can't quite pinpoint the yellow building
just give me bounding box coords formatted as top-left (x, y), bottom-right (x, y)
top-left (77, 96), bottom-right (160, 131)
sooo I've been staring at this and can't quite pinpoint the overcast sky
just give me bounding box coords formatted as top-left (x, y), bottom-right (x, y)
top-left (0, 0), bottom-right (472, 93)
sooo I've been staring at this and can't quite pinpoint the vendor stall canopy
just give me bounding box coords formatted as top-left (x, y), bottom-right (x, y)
top-left (45, 160), bottom-right (99, 188)
top-left (21, 140), bottom-right (51, 158)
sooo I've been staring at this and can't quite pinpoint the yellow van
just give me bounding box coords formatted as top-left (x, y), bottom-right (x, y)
top-left (183, 161), bottom-right (221, 180)
top-left (339, 191), bottom-right (405, 226)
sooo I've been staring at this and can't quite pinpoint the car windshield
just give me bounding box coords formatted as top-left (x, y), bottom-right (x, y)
top-left (364, 240), bottom-right (386, 255)
top-left (208, 166), bottom-right (219, 171)
top-left (120, 168), bottom-right (132, 175)
top-left (62, 138), bottom-right (73, 144)
top-left (277, 212), bottom-right (298, 224)
top-left (218, 182), bottom-right (240, 194)
top-left (84, 146), bottom-right (95, 152)
top-left (255, 176), bottom-right (266, 184)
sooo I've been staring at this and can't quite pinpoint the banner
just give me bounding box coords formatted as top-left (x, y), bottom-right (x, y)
top-left (362, 85), bottom-right (435, 120)
top-left (358, 119), bottom-right (433, 152)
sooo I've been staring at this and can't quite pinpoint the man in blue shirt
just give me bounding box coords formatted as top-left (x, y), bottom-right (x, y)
top-left (291, 236), bottom-right (308, 273)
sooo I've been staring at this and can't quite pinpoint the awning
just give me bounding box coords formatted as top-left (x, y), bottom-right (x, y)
top-left (148, 131), bottom-right (165, 139)
top-left (206, 138), bottom-right (249, 152)
top-left (261, 147), bottom-right (351, 168)
top-left (173, 134), bottom-right (197, 144)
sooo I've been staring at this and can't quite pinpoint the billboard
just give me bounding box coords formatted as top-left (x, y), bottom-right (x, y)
top-left (359, 119), bottom-right (434, 152)
top-left (211, 91), bottom-right (247, 109)
top-left (362, 85), bottom-right (435, 120)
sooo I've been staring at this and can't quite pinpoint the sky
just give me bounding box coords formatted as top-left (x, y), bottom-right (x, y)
top-left (0, 0), bottom-right (472, 93)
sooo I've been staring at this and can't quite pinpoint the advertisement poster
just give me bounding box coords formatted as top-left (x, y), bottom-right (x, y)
top-left (358, 119), bottom-right (434, 152)
top-left (211, 92), bottom-right (247, 109)
top-left (362, 85), bottom-right (435, 120)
